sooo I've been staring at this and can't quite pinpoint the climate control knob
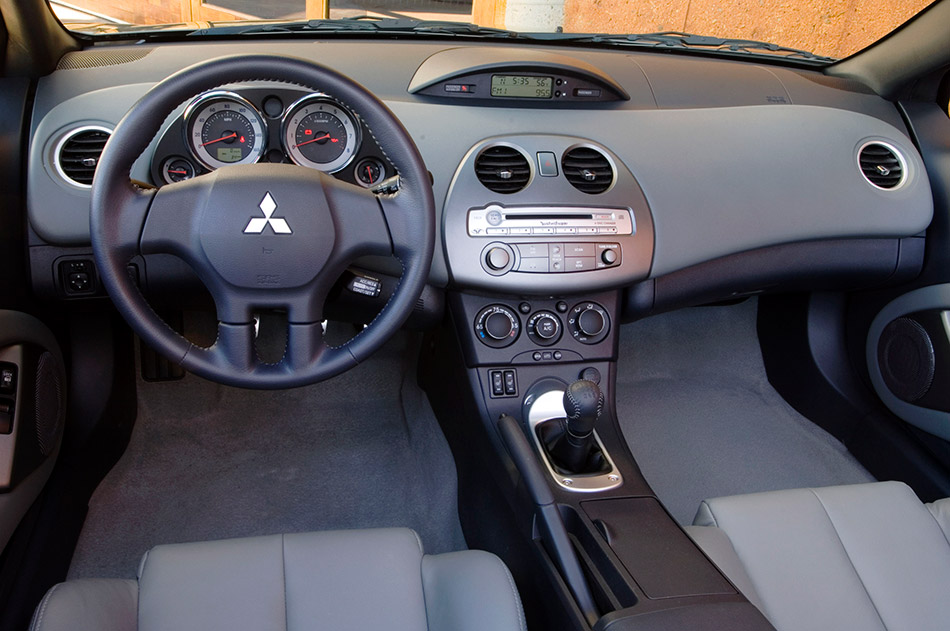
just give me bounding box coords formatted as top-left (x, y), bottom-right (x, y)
top-left (475, 305), bottom-right (520, 348)
top-left (486, 247), bottom-right (511, 271)
top-left (568, 302), bottom-right (610, 345)
top-left (527, 311), bottom-right (562, 346)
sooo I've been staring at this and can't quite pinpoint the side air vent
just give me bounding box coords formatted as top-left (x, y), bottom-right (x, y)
top-left (55, 127), bottom-right (111, 187)
top-left (475, 145), bottom-right (530, 194)
top-left (562, 146), bottom-right (613, 194)
top-left (859, 142), bottom-right (905, 190)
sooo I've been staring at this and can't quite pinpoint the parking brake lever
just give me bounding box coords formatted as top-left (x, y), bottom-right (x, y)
top-left (497, 413), bottom-right (600, 627)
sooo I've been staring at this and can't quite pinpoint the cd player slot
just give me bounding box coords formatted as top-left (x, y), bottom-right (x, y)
top-left (467, 205), bottom-right (635, 238)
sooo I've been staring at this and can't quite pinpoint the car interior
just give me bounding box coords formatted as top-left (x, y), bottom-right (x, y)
top-left (1, 0), bottom-right (950, 629)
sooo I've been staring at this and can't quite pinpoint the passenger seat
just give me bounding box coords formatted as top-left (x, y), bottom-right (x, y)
top-left (685, 482), bottom-right (950, 631)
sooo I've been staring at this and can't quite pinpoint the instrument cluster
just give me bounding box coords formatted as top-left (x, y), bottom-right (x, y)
top-left (149, 86), bottom-right (391, 189)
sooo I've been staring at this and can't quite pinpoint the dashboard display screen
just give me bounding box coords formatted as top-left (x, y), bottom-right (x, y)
top-left (491, 75), bottom-right (553, 99)
top-left (216, 147), bottom-right (244, 163)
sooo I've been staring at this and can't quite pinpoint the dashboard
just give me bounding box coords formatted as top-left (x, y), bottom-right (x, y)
top-left (26, 40), bottom-right (935, 303)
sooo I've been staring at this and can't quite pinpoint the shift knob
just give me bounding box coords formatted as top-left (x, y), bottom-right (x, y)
top-left (563, 379), bottom-right (604, 440)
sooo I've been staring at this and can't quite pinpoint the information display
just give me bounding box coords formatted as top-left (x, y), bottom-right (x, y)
top-left (216, 147), bottom-right (244, 163)
top-left (490, 75), bottom-right (553, 99)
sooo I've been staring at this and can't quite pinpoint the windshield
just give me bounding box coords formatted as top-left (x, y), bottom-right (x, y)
top-left (51, 0), bottom-right (933, 60)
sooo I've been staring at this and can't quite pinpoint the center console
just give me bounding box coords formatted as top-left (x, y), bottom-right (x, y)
top-left (420, 137), bottom-right (775, 630)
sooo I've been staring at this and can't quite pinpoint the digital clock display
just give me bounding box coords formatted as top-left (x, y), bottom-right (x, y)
top-left (490, 75), bottom-right (554, 99)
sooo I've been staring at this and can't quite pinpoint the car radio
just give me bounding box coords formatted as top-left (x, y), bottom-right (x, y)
top-left (467, 205), bottom-right (635, 237)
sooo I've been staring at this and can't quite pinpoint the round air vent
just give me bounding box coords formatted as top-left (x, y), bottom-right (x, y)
top-left (562, 146), bottom-right (613, 194)
top-left (54, 126), bottom-right (112, 187)
top-left (474, 145), bottom-right (530, 194)
top-left (858, 142), bottom-right (905, 190)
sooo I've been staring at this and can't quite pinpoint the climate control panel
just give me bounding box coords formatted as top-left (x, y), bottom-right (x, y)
top-left (454, 292), bottom-right (619, 367)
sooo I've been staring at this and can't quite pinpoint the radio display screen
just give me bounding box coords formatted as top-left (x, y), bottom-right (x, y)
top-left (490, 75), bottom-right (554, 99)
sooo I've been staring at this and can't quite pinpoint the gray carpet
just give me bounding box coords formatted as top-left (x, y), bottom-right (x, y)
top-left (69, 327), bottom-right (465, 579)
top-left (616, 298), bottom-right (875, 525)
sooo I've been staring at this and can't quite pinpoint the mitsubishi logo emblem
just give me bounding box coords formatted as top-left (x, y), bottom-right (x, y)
top-left (244, 193), bottom-right (292, 235)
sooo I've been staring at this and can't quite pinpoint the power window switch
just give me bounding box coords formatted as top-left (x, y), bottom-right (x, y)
top-left (0, 365), bottom-right (15, 394)
top-left (490, 370), bottom-right (505, 397)
top-left (0, 400), bottom-right (13, 434)
top-left (503, 370), bottom-right (517, 395)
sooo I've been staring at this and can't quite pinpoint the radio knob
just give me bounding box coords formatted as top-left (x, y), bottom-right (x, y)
top-left (601, 249), bottom-right (618, 265)
top-left (486, 247), bottom-right (511, 271)
top-left (578, 309), bottom-right (606, 337)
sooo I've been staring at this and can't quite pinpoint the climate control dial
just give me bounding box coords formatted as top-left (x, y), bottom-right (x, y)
top-left (475, 305), bottom-right (521, 348)
top-left (527, 311), bottom-right (562, 346)
top-left (567, 302), bottom-right (610, 344)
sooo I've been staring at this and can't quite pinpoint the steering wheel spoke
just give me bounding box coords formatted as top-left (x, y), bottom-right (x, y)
top-left (140, 178), bottom-right (207, 261)
top-left (323, 177), bottom-right (394, 263)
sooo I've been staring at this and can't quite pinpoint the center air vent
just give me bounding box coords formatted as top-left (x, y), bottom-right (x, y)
top-left (475, 145), bottom-right (530, 194)
top-left (563, 147), bottom-right (613, 194)
top-left (859, 142), bottom-right (905, 190)
top-left (55, 127), bottom-right (112, 187)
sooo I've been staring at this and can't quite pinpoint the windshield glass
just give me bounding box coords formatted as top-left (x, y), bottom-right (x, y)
top-left (51, 0), bottom-right (932, 60)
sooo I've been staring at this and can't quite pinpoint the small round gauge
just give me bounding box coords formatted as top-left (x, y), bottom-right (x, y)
top-left (161, 157), bottom-right (196, 184)
top-left (184, 91), bottom-right (266, 170)
top-left (282, 96), bottom-right (360, 173)
top-left (354, 158), bottom-right (385, 187)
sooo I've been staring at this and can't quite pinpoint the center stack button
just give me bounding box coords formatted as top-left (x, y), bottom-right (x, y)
top-left (527, 311), bottom-right (562, 346)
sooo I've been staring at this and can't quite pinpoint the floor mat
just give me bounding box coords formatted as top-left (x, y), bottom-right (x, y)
top-left (616, 298), bottom-right (875, 525)
top-left (68, 328), bottom-right (465, 579)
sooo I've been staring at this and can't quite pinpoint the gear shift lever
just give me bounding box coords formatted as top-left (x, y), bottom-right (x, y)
top-left (551, 379), bottom-right (604, 473)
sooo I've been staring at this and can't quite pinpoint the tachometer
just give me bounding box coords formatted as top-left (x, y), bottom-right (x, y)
top-left (282, 96), bottom-right (360, 173)
top-left (184, 91), bottom-right (266, 170)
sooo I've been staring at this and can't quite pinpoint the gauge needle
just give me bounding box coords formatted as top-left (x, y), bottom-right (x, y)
top-left (294, 133), bottom-right (331, 148)
top-left (168, 169), bottom-right (188, 175)
top-left (201, 133), bottom-right (237, 146)
top-left (365, 166), bottom-right (373, 181)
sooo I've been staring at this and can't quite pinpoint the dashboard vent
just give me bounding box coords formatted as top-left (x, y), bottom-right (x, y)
top-left (475, 146), bottom-right (530, 194)
top-left (859, 142), bottom-right (905, 190)
top-left (562, 147), bottom-right (613, 194)
top-left (56, 127), bottom-right (111, 187)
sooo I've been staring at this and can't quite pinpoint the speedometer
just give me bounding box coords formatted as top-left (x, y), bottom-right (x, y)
top-left (282, 96), bottom-right (360, 173)
top-left (184, 91), bottom-right (266, 170)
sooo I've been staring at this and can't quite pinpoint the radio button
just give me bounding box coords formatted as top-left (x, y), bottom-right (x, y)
top-left (556, 227), bottom-right (577, 234)
top-left (510, 227), bottom-right (532, 235)
top-left (518, 258), bottom-right (549, 273)
top-left (534, 227), bottom-right (556, 235)
top-left (486, 228), bottom-right (508, 235)
top-left (565, 243), bottom-right (594, 257)
top-left (517, 243), bottom-right (549, 258)
top-left (486, 209), bottom-right (503, 226)
top-left (601, 249), bottom-right (618, 265)
top-left (565, 257), bottom-right (595, 271)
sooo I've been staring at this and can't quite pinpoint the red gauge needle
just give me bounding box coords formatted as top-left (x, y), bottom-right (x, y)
top-left (201, 133), bottom-right (237, 146)
top-left (168, 169), bottom-right (188, 175)
top-left (295, 133), bottom-right (331, 148)
top-left (365, 166), bottom-right (373, 181)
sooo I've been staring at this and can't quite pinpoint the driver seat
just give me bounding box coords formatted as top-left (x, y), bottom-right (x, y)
top-left (30, 528), bottom-right (526, 631)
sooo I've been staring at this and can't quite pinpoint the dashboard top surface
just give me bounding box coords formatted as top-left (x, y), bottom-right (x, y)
top-left (27, 39), bottom-right (934, 294)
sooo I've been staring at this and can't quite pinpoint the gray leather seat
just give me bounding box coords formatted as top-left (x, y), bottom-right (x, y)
top-left (685, 481), bottom-right (950, 631)
top-left (31, 528), bottom-right (526, 631)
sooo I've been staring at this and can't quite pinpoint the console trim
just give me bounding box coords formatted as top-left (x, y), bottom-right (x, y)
top-left (525, 388), bottom-right (623, 493)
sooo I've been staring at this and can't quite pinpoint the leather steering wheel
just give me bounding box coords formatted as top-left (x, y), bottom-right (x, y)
top-left (90, 55), bottom-right (435, 389)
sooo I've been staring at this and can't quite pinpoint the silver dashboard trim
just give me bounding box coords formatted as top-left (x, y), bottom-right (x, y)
top-left (51, 124), bottom-right (113, 189)
top-left (525, 389), bottom-right (623, 493)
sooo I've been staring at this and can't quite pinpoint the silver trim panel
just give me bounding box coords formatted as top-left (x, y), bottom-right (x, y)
top-left (525, 389), bottom-right (623, 493)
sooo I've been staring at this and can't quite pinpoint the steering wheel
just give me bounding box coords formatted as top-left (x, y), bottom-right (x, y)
top-left (90, 55), bottom-right (435, 389)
